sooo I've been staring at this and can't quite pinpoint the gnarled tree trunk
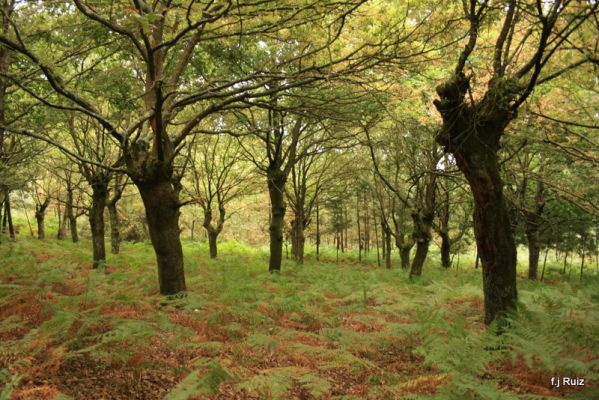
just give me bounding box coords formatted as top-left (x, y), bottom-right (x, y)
top-left (136, 178), bottom-right (186, 295)
top-left (202, 203), bottom-right (225, 259)
top-left (400, 245), bottom-right (412, 269)
top-left (435, 73), bottom-right (518, 326)
top-left (464, 152), bottom-right (517, 325)
top-left (409, 211), bottom-right (433, 278)
top-left (35, 197), bottom-right (50, 240)
top-left (393, 225), bottom-right (413, 270)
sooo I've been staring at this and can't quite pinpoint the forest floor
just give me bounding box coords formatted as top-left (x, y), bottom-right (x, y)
top-left (0, 238), bottom-right (597, 400)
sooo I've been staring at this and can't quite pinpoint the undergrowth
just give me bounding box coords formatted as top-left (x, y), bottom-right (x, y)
top-left (0, 238), bottom-right (597, 399)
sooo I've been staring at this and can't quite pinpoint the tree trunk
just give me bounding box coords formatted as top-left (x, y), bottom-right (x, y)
top-left (409, 212), bottom-right (432, 278)
top-left (381, 227), bottom-right (386, 262)
top-left (382, 220), bottom-right (392, 269)
top-left (293, 218), bottom-right (305, 265)
top-left (400, 245), bottom-right (411, 269)
top-left (267, 170), bottom-right (286, 273)
top-left (540, 248), bottom-right (549, 282)
top-left (4, 190), bottom-right (14, 240)
top-left (208, 230), bottom-right (218, 258)
top-left (364, 199), bottom-right (370, 253)
top-left (356, 194), bottom-right (362, 262)
top-left (35, 202), bottom-right (49, 240)
top-left (335, 231), bottom-right (339, 263)
top-left (2, 199), bottom-right (7, 233)
top-left (457, 150), bottom-right (517, 325)
top-left (343, 206), bottom-right (348, 251)
top-left (315, 203), bottom-right (320, 261)
top-left (526, 228), bottom-right (540, 280)
top-left (289, 212), bottom-right (305, 265)
top-left (437, 186), bottom-right (452, 269)
top-left (66, 188), bottom-right (78, 243)
top-left (136, 178), bottom-right (186, 295)
top-left (580, 249), bottom-right (585, 282)
top-left (89, 184), bottom-right (108, 268)
top-left (57, 204), bottom-right (67, 240)
top-left (394, 226), bottom-right (414, 270)
top-left (435, 73), bottom-right (519, 326)
top-left (108, 202), bottom-right (121, 254)
top-left (440, 232), bottom-right (451, 268)
top-left (410, 240), bottom-right (429, 277)
top-left (373, 203), bottom-right (380, 267)
top-left (202, 203), bottom-right (225, 260)
top-left (340, 219), bottom-right (345, 253)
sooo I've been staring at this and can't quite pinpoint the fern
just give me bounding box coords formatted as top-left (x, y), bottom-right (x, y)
top-left (0, 369), bottom-right (20, 400)
top-left (238, 366), bottom-right (331, 400)
top-left (297, 372), bottom-right (331, 397)
top-left (164, 359), bottom-right (237, 399)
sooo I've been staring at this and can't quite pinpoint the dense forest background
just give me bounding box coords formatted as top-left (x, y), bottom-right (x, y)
top-left (0, 0), bottom-right (598, 399)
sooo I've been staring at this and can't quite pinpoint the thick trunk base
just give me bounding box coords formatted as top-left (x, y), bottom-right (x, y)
top-left (137, 179), bottom-right (186, 295)
top-left (400, 247), bottom-right (411, 269)
top-left (208, 231), bottom-right (218, 259)
top-left (440, 233), bottom-right (451, 268)
top-left (410, 240), bottom-right (429, 277)
top-left (457, 150), bottom-right (517, 326)
top-left (89, 186), bottom-right (108, 269)
top-left (268, 172), bottom-right (286, 273)
top-left (36, 217), bottom-right (45, 240)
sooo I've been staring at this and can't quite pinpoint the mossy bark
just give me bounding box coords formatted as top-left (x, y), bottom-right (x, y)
top-left (434, 73), bottom-right (518, 326)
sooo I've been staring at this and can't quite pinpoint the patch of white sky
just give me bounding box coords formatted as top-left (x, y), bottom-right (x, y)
top-left (436, 154), bottom-right (455, 171)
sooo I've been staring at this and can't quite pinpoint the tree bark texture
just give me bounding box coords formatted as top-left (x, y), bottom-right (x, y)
top-left (4, 190), bottom-right (14, 240)
top-left (108, 202), bottom-right (121, 254)
top-left (136, 178), bottom-right (186, 295)
top-left (435, 73), bottom-right (518, 325)
top-left (409, 211), bottom-right (433, 278)
top-left (66, 187), bottom-right (78, 243)
top-left (35, 197), bottom-right (50, 240)
top-left (89, 183), bottom-right (108, 268)
top-left (267, 169), bottom-right (286, 272)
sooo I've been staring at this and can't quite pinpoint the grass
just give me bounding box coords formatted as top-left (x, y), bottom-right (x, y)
top-left (0, 235), bottom-right (598, 399)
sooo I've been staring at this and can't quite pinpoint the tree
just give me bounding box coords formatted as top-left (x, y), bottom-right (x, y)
top-left (32, 170), bottom-right (55, 240)
top-left (0, 0), bottom-right (403, 293)
top-left (237, 107), bottom-right (316, 272)
top-left (185, 134), bottom-right (253, 258)
top-left (107, 173), bottom-right (127, 255)
top-left (432, 0), bottom-right (597, 326)
top-left (366, 119), bottom-right (441, 277)
top-left (65, 116), bottom-right (121, 268)
top-left (286, 146), bottom-right (338, 264)
top-left (54, 166), bottom-right (87, 244)
top-left (434, 173), bottom-right (472, 269)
